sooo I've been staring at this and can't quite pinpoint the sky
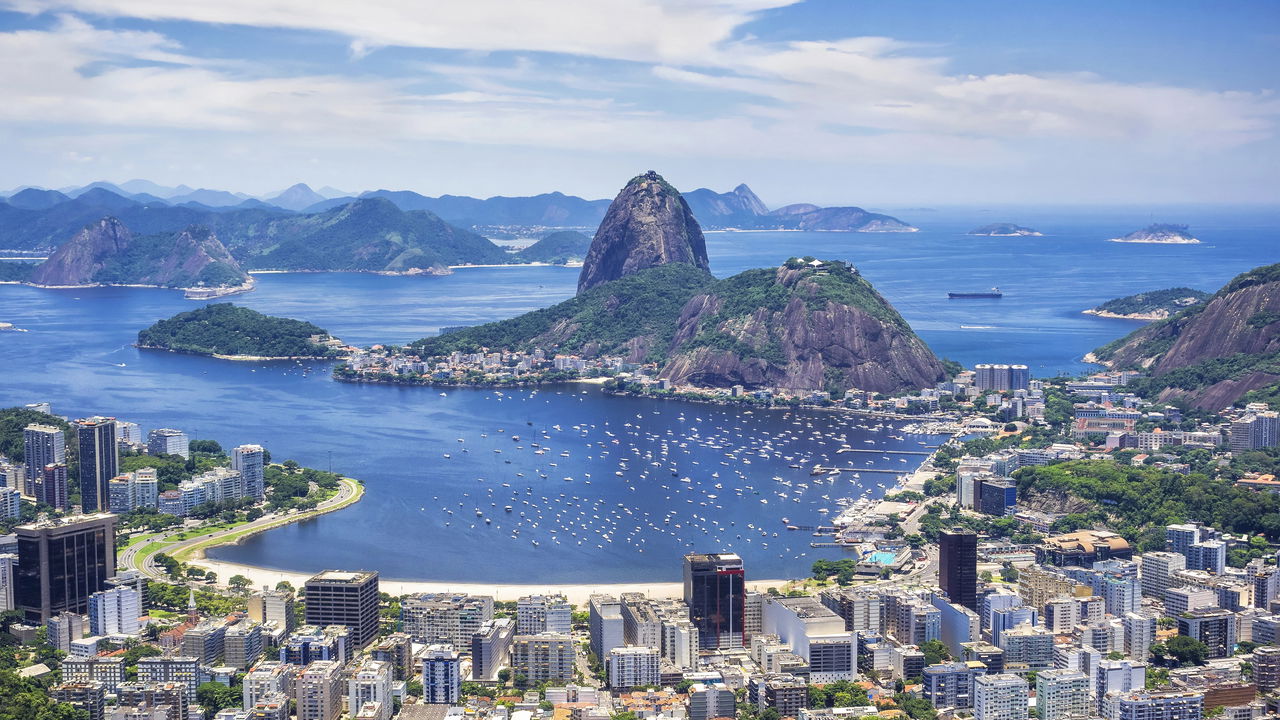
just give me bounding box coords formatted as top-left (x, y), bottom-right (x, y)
top-left (0, 0), bottom-right (1277, 206)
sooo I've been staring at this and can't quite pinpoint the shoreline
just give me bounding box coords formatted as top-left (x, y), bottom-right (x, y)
top-left (1107, 237), bottom-right (1200, 244)
top-left (136, 344), bottom-right (343, 362)
top-left (189, 555), bottom-right (795, 604)
top-left (1081, 308), bottom-right (1167, 321)
top-left (1, 278), bottom-right (256, 297)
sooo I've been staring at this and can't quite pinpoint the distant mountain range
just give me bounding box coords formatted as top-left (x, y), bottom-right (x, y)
top-left (0, 180), bottom-right (915, 248)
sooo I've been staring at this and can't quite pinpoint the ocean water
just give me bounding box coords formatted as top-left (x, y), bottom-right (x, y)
top-left (0, 205), bottom-right (1275, 582)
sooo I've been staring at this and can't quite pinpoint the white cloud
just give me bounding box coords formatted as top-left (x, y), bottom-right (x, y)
top-left (2, 0), bottom-right (796, 64)
top-left (0, 2), bottom-right (1276, 201)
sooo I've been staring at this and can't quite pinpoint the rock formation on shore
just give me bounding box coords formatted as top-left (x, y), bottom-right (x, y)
top-left (577, 171), bottom-right (709, 292)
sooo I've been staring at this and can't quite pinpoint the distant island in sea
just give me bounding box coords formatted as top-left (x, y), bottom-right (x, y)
top-left (966, 223), bottom-right (1042, 237)
top-left (1108, 223), bottom-right (1200, 244)
top-left (1083, 287), bottom-right (1210, 321)
top-left (137, 303), bottom-right (349, 360)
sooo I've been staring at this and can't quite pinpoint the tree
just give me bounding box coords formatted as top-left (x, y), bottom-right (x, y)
top-left (920, 639), bottom-right (950, 666)
top-left (197, 682), bottom-right (240, 718)
top-left (228, 575), bottom-right (251, 593)
top-left (275, 581), bottom-right (294, 593)
top-left (1163, 636), bottom-right (1210, 667)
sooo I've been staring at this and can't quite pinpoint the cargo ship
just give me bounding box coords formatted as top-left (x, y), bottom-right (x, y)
top-left (948, 287), bottom-right (1002, 299)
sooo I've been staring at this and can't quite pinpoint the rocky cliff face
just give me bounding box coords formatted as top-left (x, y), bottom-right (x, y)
top-left (660, 259), bottom-right (945, 394)
top-left (1093, 263), bottom-right (1280, 408)
top-left (577, 171), bottom-right (709, 293)
top-left (29, 217), bottom-right (132, 285)
top-left (30, 217), bottom-right (249, 288)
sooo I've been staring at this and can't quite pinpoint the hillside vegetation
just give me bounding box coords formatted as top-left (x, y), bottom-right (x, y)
top-left (1088, 287), bottom-right (1209, 318)
top-left (410, 263), bottom-right (714, 360)
top-left (1016, 460), bottom-right (1280, 547)
top-left (138, 303), bottom-right (342, 358)
top-left (515, 231), bottom-right (591, 264)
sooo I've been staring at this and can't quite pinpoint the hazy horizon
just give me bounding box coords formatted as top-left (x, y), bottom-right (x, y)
top-left (2, 0), bottom-right (1277, 206)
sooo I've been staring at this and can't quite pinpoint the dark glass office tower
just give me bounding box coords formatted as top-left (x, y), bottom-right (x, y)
top-left (939, 528), bottom-right (978, 610)
top-left (15, 514), bottom-right (117, 622)
top-left (683, 553), bottom-right (745, 649)
top-left (304, 570), bottom-right (381, 649)
top-left (75, 417), bottom-right (118, 513)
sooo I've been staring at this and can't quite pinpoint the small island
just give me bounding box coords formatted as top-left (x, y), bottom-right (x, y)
top-left (514, 230), bottom-right (591, 265)
top-left (1108, 223), bottom-right (1200, 244)
top-left (137, 303), bottom-right (350, 360)
top-left (967, 223), bottom-right (1042, 236)
top-left (1083, 287), bottom-right (1210, 321)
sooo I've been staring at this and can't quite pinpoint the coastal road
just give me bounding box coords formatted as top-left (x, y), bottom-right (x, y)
top-left (121, 476), bottom-right (363, 582)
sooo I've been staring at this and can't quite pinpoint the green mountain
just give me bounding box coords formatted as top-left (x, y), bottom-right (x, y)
top-left (412, 263), bottom-right (714, 360)
top-left (138, 303), bottom-right (342, 358)
top-left (1091, 263), bottom-right (1280, 409)
top-left (515, 231), bottom-right (591, 264)
top-left (238, 198), bottom-right (509, 272)
top-left (411, 258), bottom-right (944, 394)
top-left (29, 217), bottom-right (249, 289)
top-left (1086, 287), bottom-right (1210, 319)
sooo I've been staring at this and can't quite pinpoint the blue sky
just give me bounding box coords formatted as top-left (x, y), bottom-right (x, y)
top-left (0, 0), bottom-right (1276, 205)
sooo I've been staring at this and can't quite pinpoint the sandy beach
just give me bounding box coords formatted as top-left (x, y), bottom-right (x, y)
top-left (191, 557), bottom-right (792, 604)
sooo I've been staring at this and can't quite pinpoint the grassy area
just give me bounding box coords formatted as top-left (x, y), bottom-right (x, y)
top-left (121, 531), bottom-right (160, 552)
top-left (135, 477), bottom-right (364, 567)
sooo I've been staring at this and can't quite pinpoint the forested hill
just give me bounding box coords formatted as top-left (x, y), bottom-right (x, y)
top-left (1086, 287), bottom-right (1209, 319)
top-left (1091, 262), bottom-right (1280, 409)
top-left (409, 258), bottom-right (944, 394)
top-left (138, 303), bottom-right (344, 358)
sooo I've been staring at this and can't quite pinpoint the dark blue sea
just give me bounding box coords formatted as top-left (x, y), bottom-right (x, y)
top-left (1, 205), bottom-right (1276, 582)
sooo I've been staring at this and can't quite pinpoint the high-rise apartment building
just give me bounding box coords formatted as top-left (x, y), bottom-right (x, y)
top-left (241, 662), bottom-right (296, 710)
top-left (510, 633), bottom-right (575, 682)
top-left (401, 593), bottom-right (493, 645)
top-left (303, 570), bottom-right (379, 649)
top-left (1139, 552), bottom-right (1186, 601)
top-left (248, 589), bottom-right (296, 632)
top-left (589, 594), bottom-right (625, 662)
top-left (1102, 692), bottom-right (1204, 720)
top-left (684, 552), bottom-right (745, 649)
top-left (1036, 669), bottom-right (1090, 720)
top-left (346, 659), bottom-right (393, 720)
top-left (88, 586), bottom-right (141, 635)
top-left (53, 681), bottom-right (107, 720)
top-left (1176, 608), bottom-right (1236, 659)
top-left (421, 645), bottom-right (461, 704)
top-left (1253, 646), bottom-right (1280, 693)
top-left (974, 673), bottom-right (1029, 720)
top-left (147, 429), bottom-right (189, 459)
top-left (232, 445), bottom-right (266, 500)
top-left (974, 364), bottom-right (1030, 392)
top-left (470, 618), bottom-right (514, 682)
top-left (295, 661), bottom-right (343, 720)
top-left (23, 424), bottom-right (65, 497)
top-left (940, 529), bottom-right (979, 610)
top-left (75, 417), bottom-right (118, 513)
top-left (15, 513), bottom-right (116, 622)
top-left (688, 683), bottom-right (737, 720)
top-left (38, 463), bottom-right (69, 510)
top-left (607, 645), bottom-right (661, 689)
top-left (516, 593), bottom-right (572, 635)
